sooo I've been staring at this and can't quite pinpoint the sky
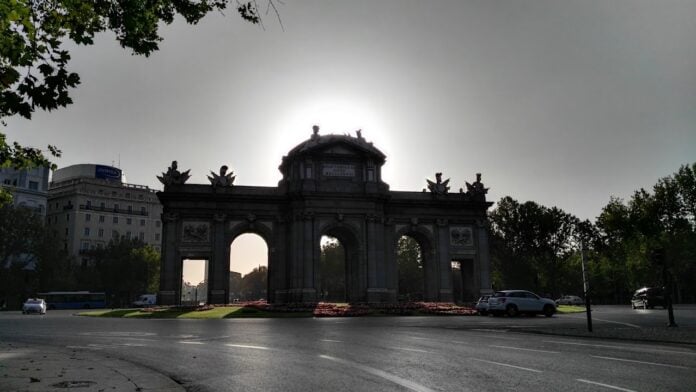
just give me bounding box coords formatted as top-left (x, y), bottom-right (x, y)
top-left (6, 1), bottom-right (696, 279)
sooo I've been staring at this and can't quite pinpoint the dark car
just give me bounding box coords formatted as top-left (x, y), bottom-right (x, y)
top-left (631, 287), bottom-right (665, 309)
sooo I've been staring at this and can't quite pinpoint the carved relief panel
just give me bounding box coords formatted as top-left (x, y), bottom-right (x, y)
top-left (182, 221), bottom-right (210, 243)
top-left (449, 226), bottom-right (474, 248)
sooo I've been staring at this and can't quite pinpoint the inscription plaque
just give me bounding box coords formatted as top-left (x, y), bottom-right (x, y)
top-left (322, 163), bottom-right (355, 177)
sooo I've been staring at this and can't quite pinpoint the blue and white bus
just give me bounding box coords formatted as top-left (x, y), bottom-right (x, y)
top-left (38, 291), bottom-right (107, 310)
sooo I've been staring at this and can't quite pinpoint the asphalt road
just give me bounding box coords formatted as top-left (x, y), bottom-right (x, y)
top-left (1, 305), bottom-right (695, 392)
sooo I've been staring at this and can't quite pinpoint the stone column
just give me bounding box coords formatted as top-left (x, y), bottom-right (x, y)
top-left (437, 220), bottom-right (453, 302)
top-left (365, 214), bottom-right (388, 302)
top-left (159, 212), bottom-right (181, 305)
top-left (383, 219), bottom-right (398, 302)
top-left (477, 220), bottom-right (493, 295)
top-left (208, 213), bottom-right (228, 304)
top-left (302, 212), bottom-right (317, 302)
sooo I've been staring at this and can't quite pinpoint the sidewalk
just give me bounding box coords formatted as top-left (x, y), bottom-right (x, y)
top-left (0, 341), bottom-right (184, 392)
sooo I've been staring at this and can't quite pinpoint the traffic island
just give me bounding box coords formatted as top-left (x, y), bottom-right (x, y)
top-left (79, 301), bottom-right (478, 319)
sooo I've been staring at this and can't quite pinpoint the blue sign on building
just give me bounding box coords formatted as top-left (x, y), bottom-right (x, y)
top-left (95, 165), bottom-right (122, 181)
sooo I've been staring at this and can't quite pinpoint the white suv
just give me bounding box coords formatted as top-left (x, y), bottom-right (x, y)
top-left (487, 290), bottom-right (556, 317)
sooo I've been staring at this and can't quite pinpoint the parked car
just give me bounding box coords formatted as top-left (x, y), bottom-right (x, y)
top-left (631, 287), bottom-right (665, 309)
top-left (555, 295), bottom-right (584, 306)
top-left (487, 290), bottom-right (556, 317)
top-left (22, 298), bottom-right (47, 315)
top-left (132, 294), bottom-right (157, 307)
top-left (475, 295), bottom-right (490, 315)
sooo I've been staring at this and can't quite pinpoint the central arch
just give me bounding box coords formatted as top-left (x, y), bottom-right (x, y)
top-left (318, 223), bottom-right (363, 303)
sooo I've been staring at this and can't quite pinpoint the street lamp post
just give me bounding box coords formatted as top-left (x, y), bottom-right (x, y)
top-left (580, 242), bottom-right (593, 332)
top-left (652, 247), bottom-right (677, 327)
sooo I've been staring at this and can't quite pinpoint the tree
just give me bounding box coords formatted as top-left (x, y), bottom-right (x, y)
top-left (489, 196), bottom-right (583, 297)
top-left (320, 238), bottom-right (345, 302)
top-left (89, 238), bottom-right (160, 306)
top-left (0, 204), bottom-right (67, 308)
top-left (240, 265), bottom-right (267, 300)
top-left (1, 0), bottom-right (279, 121)
top-left (1, 1), bottom-right (279, 202)
top-left (397, 236), bottom-right (423, 301)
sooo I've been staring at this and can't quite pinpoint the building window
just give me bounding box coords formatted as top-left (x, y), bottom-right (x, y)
top-left (141, 206), bottom-right (146, 214)
top-left (126, 218), bottom-right (132, 225)
top-left (126, 193), bottom-right (131, 199)
top-left (139, 232), bottom-right (145, 241)
top-left (114, 203), bottom-right (119, 212)
top-left (126, 231), bottom-right (131, 239)
top-left (112, 230), bottom-right (119, 239)
top-left (66, 213), bottom-right (69, 221)
top-left (140, 219), bottom-right (145, 226)
top-left (100, 202), bottom-right (105, 209)
top-left (156, 221), bottom-right (161, 228)
top-left (98, 228), bottom-right (104, 238)
top-left (128, 205), bottom-right (132, 213)
top-left (155, 233), bottom-right (160, 241)
top-left (86, 214), bottom-right (91, 222)
top-left (113, 216), bottom-right (118, 224)
top-left (28, 181), bottom-right (39, 190)
top-left (84, 227), bottom-right (90, 237)
top-left (86, 200), bottom-right (91, 208)
top-left (99, 215), bottom-right (105, 223)
top-left (138, 195), bottom-right (144, 200)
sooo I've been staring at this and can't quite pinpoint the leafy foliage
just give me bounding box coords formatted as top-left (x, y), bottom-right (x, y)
top-left (397, 236), bottom-right (424, 301)
top-left (489, 162), bottom-right (696, 304)
top-left (88, 238), bottom-right (160, 306)
top-left (0, 204), bottom-right (69, 308)
top-left (240, 265), bottom-right (267, 300)
top-left (1, 0), bottom-right (277, 121)
top-left (320, 238), bottom-right (345, 301)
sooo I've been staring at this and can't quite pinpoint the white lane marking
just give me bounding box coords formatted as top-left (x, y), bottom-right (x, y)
top-left (225, 344), bottom-right (270, 350)
top-left (590, 355), bottom-right (689, 369)
top-left (320, 339), bottom-right (343, 343)
top-left (179, 341), bottom-right (205, 345)
top-left (390, 347), bottom-right (432, 354)
top-left (576, 379), bottom-right (637, 392)
top-left (409, 336), bottom-right (434, 341)
top-left (319, 355), bottom-right (439, 392)
top-left (471, 328), bottom-right (508, 333)
top-left (470, 358), bottom-right (542, 373)
top-left (489, 345), bottom-right (560, 354)
top-left (566, 316), bottom-right (640, 329)
top-left (544, 340), bottom-right (696, 356)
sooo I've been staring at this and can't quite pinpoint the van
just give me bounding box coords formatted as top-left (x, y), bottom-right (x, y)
top-left (631, 287), bottom-right (664, 309)
top-left (132, 294), bottom-right (157, 307)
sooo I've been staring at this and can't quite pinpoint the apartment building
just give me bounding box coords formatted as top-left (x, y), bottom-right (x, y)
top-left (47, 164), bottom-right (163, 264)
top-left (0, 166), bottom-right (50, 215)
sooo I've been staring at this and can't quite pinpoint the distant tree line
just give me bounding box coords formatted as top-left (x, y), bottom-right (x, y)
top-left (490, 163), bottom-right (696, 303)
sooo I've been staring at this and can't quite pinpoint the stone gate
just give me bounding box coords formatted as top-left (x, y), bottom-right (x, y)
top-left (156, 127), bottom-right (493, 305)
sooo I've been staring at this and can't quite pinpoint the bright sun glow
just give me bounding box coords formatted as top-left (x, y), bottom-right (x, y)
top-left (273, 97), bottom-right (391, 159)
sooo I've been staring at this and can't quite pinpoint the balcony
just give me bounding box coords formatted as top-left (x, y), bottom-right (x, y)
top-left (78, 204), bottom-right (149, 216)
